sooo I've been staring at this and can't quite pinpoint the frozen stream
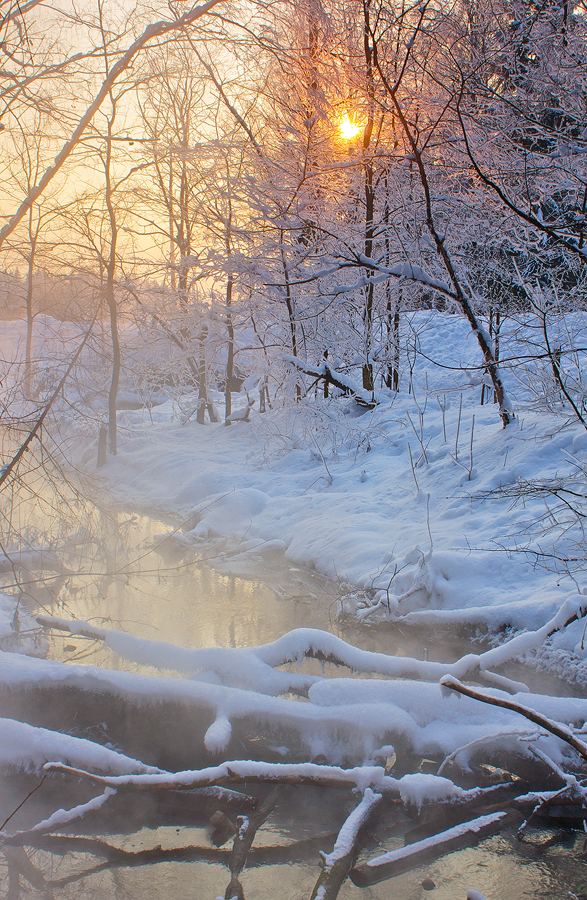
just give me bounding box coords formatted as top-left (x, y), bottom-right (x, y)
top-left (1, 493), bottom-right (586, 899)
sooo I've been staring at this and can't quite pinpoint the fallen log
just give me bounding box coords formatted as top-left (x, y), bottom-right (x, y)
top-left (224, 786), bottom-right (282, 900)
top-left (41, 760), bottom-right (399, 793)
top-left (350, 809), bottom-right (521, 887)
top-left (310, 788), bottom-right (382, 900)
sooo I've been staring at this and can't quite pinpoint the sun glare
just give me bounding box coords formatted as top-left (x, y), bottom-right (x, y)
top-left (338, 115), bottom-right (361, 140)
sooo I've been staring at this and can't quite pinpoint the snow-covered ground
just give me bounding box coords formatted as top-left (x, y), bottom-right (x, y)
top-left (67, 311), bottom-right (587, 650)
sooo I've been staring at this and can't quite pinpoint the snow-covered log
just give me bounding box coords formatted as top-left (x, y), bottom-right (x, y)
top-left (41, 759), bottom-right (419, 794)
top-left (310, 788), bottom-right (382, 900)
top-left (38, 600), bottom-right (587, 695)
top-left (350, 810), bottom-right (520, 886)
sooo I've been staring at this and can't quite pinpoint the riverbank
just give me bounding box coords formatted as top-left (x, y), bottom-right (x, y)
top-left (73, 313), bottom-right (587, 676)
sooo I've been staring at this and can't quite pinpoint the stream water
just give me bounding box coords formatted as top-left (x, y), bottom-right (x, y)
top-left (0, 473), bottom-right (586, 900)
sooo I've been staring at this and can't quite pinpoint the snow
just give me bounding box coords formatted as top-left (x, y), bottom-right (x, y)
top-left (397, 773), bottom-right (467, 810)
top-left (204, 714), bottom-right (233, 752)
top-left (35, 609), bottom-right (581, 701)
top-left (54, 308), bottom-right (587, 646)
top-left (23, 788), bottom-right (116, 835)
top-left (0, 716), bottom-right (159, 775)
top-left (320, 787), bottom-right (381, 868)
top-left (6, 622), bottom-right (587, 776)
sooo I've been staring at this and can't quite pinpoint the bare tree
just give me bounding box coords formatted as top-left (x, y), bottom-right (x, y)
top-left (0, 0), bottom-right (226, 254)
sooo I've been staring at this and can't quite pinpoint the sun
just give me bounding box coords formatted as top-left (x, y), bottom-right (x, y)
top-left (338, 114), bottom-right (361, 140)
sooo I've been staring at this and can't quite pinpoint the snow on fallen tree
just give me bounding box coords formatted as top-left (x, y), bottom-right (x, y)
top-left (38, 595), bottom-right (587, 695)
top-left (350, 810), bottom-right (521, 887)
top-left (0, 755), bottom-right (526, 899)
top-left (19, 609), bottom-right (587, 778)
top-left (2, 607), bottom-right (587, 896)
top-left (310, 787), bottom-right (382, 900)
top-left (40, 758), bottom-right (468, 800)
top-left (282, 355), bottom-right (377, 407)
top-left (0, 717), bottom-right (159, 777)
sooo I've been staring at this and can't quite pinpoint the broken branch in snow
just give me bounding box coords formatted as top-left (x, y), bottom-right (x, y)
top-left (440, 677), bottom-right (587, 762)
top-left (224, 786), bottom-right (282, 900)
top-left (282, 356), bottom-right (377, 407)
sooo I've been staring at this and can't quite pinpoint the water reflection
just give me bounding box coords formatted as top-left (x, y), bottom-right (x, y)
top-left (40, 511), bottom-right (345, 672)
top-left (21, 507), bottom-right (485, 676)
top-left (0, 818), bottom-right (582, 900)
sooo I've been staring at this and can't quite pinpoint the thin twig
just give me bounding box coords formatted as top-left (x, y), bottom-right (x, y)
top-left (0, 776), bottom-right (47, 831)
top-left (407, 443), bottom-right (419, 492)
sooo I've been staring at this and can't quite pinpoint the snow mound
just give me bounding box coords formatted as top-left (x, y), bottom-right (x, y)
top-left (187, 488), bottom-right (270, 540)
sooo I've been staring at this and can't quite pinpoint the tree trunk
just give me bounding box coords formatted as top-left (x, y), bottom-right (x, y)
top-left (225, 274), bottom-right (234, 425)
top-left (104, 99), bottom-right (119, 455)
top-left (280, 236), bottom-right (301, 401)
top-left (361, 0), bottom-right (376, 394)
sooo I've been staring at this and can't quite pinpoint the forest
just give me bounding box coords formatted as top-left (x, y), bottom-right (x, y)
top-left (2, 0), bottom-right (587, 898)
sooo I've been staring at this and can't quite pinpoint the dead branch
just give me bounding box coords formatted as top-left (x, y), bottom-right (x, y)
top-left (440, 677), bottom-right (587, 762)
top-left (42, 760), bottom-right (397, 793)
top-left (283, 355), bottom-right (377, 407)
top-left (224, 786), bottom-right (282, 900)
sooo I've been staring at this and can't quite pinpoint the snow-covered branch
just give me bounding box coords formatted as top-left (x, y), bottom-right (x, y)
top-left (350, 811), bottom-right (519, 887)
top-left (310, 788), bottom-right (382, 900)
top-left (282, 356), bottom-right (377, 407)
top-left (440, 677), bottom-right (587, 762)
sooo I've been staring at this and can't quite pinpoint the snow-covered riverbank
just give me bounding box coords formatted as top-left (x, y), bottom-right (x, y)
top-left (76, 312), bottom-right (587, 663)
